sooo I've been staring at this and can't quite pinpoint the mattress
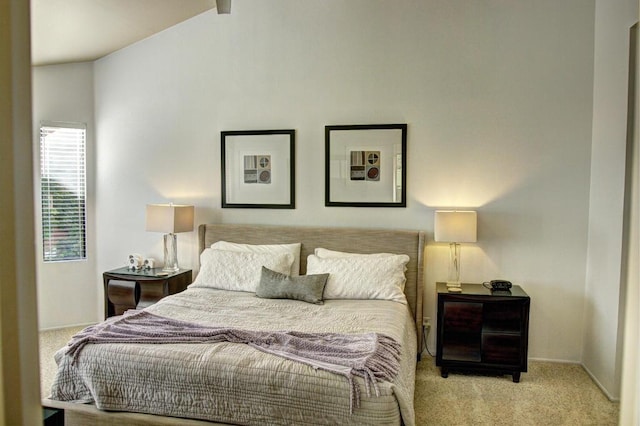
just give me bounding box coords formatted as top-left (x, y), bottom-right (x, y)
top-left (51, 287), bottom-right (417, 425)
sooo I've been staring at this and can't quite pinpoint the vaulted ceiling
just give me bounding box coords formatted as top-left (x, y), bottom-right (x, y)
top-left (31, 0), bottom-right (217, 66)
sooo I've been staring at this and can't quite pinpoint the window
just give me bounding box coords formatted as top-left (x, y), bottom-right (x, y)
top-left (39, 123), bottom-right (87, 262)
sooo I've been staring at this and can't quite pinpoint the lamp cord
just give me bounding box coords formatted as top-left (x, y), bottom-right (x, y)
top-left (422, 325), bottom-right (434, 357)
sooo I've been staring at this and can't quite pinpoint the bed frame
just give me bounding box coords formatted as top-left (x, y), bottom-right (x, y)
top-left (43, 224), bottom-right (425, 426)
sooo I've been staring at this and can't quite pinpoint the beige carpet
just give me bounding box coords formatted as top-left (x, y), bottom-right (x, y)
top-left (415, 357), bottom-right (619, 425)
top-left (40, 327), bottom-right (619, 425)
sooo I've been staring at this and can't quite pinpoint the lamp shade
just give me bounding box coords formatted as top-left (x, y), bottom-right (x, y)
top-left (145, 204), bottom-right (194, 234)
top-left (434, 210), bottom-right (477, 243)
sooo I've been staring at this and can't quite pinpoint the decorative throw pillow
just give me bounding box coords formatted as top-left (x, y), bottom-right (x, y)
top-left (306, 254), bottom-right (409, 304)
top-left (255, 266), bottom-right (329, 305)
top-left (211, 241), bottom-right (302, 276)
top-left (190, 249), bottom-right (294, 292)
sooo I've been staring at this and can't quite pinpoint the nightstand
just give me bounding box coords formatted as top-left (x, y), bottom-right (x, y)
top-left (436, 282), bottom-right (530, 382)
top-left (103, 267), bottom-right (192, 318)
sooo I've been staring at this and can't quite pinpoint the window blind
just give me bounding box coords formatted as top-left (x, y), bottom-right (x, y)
top-left (40, 123), bottom-right (87, 262)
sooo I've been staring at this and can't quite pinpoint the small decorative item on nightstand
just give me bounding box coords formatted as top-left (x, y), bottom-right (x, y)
top-left (127, 253), bottom-right (143, 270)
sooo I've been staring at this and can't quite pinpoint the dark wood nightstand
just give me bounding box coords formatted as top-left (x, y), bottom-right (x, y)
top-left (103, 267), bottom-right (192, 319)
top-left (436, 282), bottom-right (530, 382)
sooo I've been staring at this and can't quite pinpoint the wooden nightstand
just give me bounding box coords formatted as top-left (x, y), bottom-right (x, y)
top-left (103, 267), bottom-right (192, 319)
top-left (436, 282), bottom-right (530, 382)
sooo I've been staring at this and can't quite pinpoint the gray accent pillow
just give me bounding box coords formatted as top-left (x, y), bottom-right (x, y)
top-left (256, 266), bottom-right (329, 305)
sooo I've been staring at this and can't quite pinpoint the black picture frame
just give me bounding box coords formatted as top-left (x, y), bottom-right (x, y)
top-left (325, 124), bottom-right (407, 207)
top-left (221, 129), bottom-right (295, 209)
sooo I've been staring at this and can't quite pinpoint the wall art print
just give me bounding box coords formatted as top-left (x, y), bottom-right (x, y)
top-left (221, 130), bottom-right (295, 209)
top-left (325, 124), bottom-right (407, 207)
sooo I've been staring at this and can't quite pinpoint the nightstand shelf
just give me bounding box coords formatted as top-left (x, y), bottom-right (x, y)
top-left (103, 267), bottom-right (192, 318)
top-left (436, 283), bottom-right (530, 382)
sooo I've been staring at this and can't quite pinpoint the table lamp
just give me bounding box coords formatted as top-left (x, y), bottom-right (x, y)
top-left (145, 204), bottom-right (194, 272)
top-left (434, 210), bottom-right (477, 288)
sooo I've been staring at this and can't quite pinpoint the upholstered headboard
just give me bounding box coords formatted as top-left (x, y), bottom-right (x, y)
top-left (198, 223), bottom-right (425, 352)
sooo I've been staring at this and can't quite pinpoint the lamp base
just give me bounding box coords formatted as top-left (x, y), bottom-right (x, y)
top-left (162, 233), bottom-right (180, 272)
top-left (162, 265), bottom-right (180, 273)
top-left (446, 243), bottom-right (462, 286)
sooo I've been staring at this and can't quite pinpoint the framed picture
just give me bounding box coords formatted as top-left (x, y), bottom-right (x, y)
top-left (325, 124), bottom-right (407, 207)
top-left (221, 129), bottom-right (295, 209)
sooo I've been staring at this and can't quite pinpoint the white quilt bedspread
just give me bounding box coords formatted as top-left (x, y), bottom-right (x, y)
top-left (51, 288), bottom-right (417, 425)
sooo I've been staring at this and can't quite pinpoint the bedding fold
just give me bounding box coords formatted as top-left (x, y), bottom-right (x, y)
top-left (63, 309), bottom-right (401, 412)
top-left (50, 288), bottom-right (417, 425)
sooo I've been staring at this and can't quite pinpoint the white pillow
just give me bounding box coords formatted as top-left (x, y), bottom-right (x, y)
top-left (314, 247), bottom-right (399, 258)
top-left (211, 241), bottom-right (302, 276)
top-left (314, 248), bottom-right (408, 272)
top-left (190, 249), bottom-right (294, 292)
top-left (306, 254), bottom-right (409, 304)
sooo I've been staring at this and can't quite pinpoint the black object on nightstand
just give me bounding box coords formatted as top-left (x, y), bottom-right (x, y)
top-left (103, 267), bottom-right (192, 319)
top-left (435, 282), bottom-right (530, 382)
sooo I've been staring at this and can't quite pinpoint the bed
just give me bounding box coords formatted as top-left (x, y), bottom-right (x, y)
top-left (43, 224), bottom-right (425, 425)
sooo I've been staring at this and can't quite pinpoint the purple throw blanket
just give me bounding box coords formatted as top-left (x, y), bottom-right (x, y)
top-left (66, 310), bottom-right (401, 412)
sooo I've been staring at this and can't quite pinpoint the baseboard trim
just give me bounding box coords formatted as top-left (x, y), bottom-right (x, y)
top-left (528, 357), bottom-right (581, 364)
top-left (39, 322), bottom-right (95, 332)
top-left (581, 363), bottom-right (620, 402)
top-left (528, 358), bottom-right (619, 402)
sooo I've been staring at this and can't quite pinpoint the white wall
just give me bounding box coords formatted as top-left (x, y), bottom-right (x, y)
top-left (91, 0), bottom-right (595, 366)
top-left (583, 0), bottom-right (638, 400)
top-left (32, 63), bottom-right (98, 329)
